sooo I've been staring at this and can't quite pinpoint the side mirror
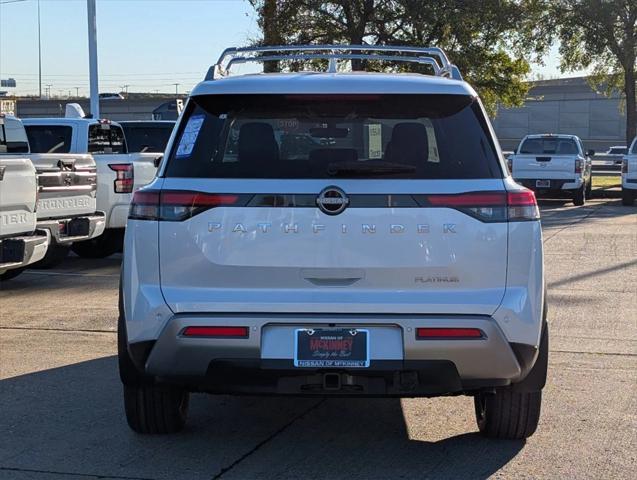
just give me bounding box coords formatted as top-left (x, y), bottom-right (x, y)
top-left (153, 155), bottom-right (163, 168)
top-left (586, 149), bottom-right (595, 157)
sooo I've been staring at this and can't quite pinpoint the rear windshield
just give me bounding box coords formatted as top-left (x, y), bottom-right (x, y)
top-left (608, 147), bottom-right (627, 155)
top-left (88, 124), bottom-right (127, 154)
top-left (24, 125), bottom-right (73, 153)
top-left (164, 94), bottom-right (501, 179)
top-left (121, 123), bottom-right (174, 153)
top-left (519, 137), bottom-right (579, 155)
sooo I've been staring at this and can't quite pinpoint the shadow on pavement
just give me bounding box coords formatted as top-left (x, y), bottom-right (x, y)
top-left (0, 357), bottom-right (524, 480)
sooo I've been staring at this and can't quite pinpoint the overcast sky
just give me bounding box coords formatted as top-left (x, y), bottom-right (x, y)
top-left (0, 0), bottom-right (586, 96)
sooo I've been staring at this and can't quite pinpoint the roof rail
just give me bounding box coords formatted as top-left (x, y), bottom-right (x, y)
top-left (205, 45), bottom-right (462, 81)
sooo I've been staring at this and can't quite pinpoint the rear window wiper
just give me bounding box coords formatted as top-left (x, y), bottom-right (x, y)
top-left (327, 161), bottom-right (416, 177)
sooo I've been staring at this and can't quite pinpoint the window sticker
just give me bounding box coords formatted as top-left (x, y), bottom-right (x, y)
top-left (176, 114), bottom-right (204, 158)
top-left (367, 124), bottom-right (382, 159)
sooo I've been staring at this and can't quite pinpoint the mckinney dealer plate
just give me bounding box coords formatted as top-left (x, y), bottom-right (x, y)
top-left (294, 328), bottom-right (369, 368)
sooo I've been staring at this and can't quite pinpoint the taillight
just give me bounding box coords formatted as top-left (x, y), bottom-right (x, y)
top-left (129, 190), bottom-right (243, 221)
top-left (622, 159), bottom-right (628, 174)
top-left (109, 163), bottom-right (133, 193)
top-left (181, 326), bottom-right (249, 338)
top-left (420, 190), bottom-right (539, 222)
top-left (128, 190), bottom-right (160, 220)
top-left (574, 159), bottom-right (582, 174)
top-left (507, 190), bottom-right (540, 221)
top-left (416, 328), bottom-right (485, 339)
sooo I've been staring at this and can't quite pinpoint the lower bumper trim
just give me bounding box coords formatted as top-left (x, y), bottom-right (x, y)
top-left (155, 358), bottom-right (511, 397)
top-left (38, 211), bottom-right (106, 244)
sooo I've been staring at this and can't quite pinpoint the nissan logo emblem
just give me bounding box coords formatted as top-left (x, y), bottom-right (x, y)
top-left (316, 186), bottom-right (349, 215)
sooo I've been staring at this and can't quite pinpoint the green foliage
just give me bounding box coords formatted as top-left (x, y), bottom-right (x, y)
top-left (249, 0), bottom-right (548, 115)
top-left (551, 0), bottom-right (637, 142)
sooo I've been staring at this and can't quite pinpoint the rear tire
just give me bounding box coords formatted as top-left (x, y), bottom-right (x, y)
top-left (118, 277), bottom-right (189, 434)
top-left (622, 189), bottom-right (635, 206)
top-left (573, 184), bottom-right (586, 206)
top-left (33, 245), bottom-right (70, 269)
top-left (123, 384), bottom-right (189, 434)
top-left (474, 389), bottom-right (542, 439)
top-left (72, 230), bottom-right (123, 258)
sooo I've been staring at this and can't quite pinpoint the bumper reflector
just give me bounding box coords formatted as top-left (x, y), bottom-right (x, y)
top-left (416, 328), bottom-right (484, 339)
top-left (182, 326), bottom-right (249, 338)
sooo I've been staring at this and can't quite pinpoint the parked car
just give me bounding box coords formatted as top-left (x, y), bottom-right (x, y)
top-left (592, 145), bottom-right (627, 171)
top-left (0, 115), bottom-right (105, 268)
top-left (99, 93), bottom-right (124, 101)
top-left (509, 133), bottom-right (593, 205)
top-left (0, 120), bottom-right (50, 280)
top-left (119, 45), bottom-right (548, 439)
top-left (622, 137), bottom-right (637, 206)
top-left (23, 115), bottom-right (158, 258)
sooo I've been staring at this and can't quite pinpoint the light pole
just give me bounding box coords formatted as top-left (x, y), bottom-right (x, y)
top-left (87, 0), bottom-right (99, 118)
top-left (172, 83), bottom-right (180, 95)
top-left (45, 84), bottom-right (52, 99)
top-left (75, 87), bottom-right (80, 97)
top-left (37, 0), bottom-right (41, 98)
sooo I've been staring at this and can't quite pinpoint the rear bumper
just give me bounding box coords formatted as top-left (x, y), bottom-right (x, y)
top-left (133, 314), bottom-right (535, 396)
top-left (515, 177), bottom-right (583, 192)
top-left (0, 229), bottom-right (50, 274)
top-left (37, 212), bottom-right (106, 245)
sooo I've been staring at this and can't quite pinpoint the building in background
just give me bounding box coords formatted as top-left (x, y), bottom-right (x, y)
top-left (493, 77), bottom-right (626, 152)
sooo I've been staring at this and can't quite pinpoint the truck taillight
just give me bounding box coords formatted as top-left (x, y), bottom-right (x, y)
top-left (574, 159), bottom-right (582, 174)
top-left (129, 190), bottom-right (242, 221)
top-left (622, 159), bottom-right (628, 174)
top-left (109, 163), bottom-right (133, 193)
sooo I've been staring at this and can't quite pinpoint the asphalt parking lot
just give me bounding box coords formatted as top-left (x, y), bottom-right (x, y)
top-left (1, 198), bottom-right (635, 480)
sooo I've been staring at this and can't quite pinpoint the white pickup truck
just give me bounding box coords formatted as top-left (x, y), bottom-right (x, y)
top-left (0, 115), bottom-right (105, 269)
top-left (622, 137), bottom-right (637, 206)
top-left (23, 115), bottom-right (159, 257)
top-left (0, 126), bottom-right (49, 280)
top-left (509, 134), bottom-right (593, 206)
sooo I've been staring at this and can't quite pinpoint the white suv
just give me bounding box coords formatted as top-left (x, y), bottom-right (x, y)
top-left (119, 46), bottom-right (548, 439)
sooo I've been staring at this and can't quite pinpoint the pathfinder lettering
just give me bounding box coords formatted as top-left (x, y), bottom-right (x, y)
top-left (207, 223), bottom-right (456, 234)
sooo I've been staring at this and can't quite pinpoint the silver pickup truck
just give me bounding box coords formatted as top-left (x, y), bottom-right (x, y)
top-left (0, 115), bottom-right (105, 267)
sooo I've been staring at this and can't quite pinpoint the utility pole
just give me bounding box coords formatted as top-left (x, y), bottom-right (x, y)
top-left (87, 0), bottom-right (99, 118)
top-left (37, 0), bottom-right (42, 98)
top-left (45, 84), bottom-right (52, 99)
top-left (119, 84), bottom-right (129, 98)
top-left (75, 87), bottom-right (80, 97)
top-left (172, 83), bottom-right (180, 95)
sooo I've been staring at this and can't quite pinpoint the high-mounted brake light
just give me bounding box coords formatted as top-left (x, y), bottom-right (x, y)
top-left (416, 328), bottom-right (485, 339)
top-left (128, 190), bottom-right (242, 221)
top-left (109, 163), bottom-right (134, 193)
top-left (182, 326), bottom-right (249, 338)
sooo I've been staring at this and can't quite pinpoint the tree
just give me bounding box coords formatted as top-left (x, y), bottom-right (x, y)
top-left (552, 0), bottom-right (637, 144)
top-left (249, 0), bottom-right (548, 115)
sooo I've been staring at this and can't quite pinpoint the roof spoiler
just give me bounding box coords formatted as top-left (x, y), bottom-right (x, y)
top-left (205, 44), bottom-right (462, 81)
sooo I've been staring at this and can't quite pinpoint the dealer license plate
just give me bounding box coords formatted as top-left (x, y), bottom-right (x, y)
top-left (294, 328), bottom-right (369, 368)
